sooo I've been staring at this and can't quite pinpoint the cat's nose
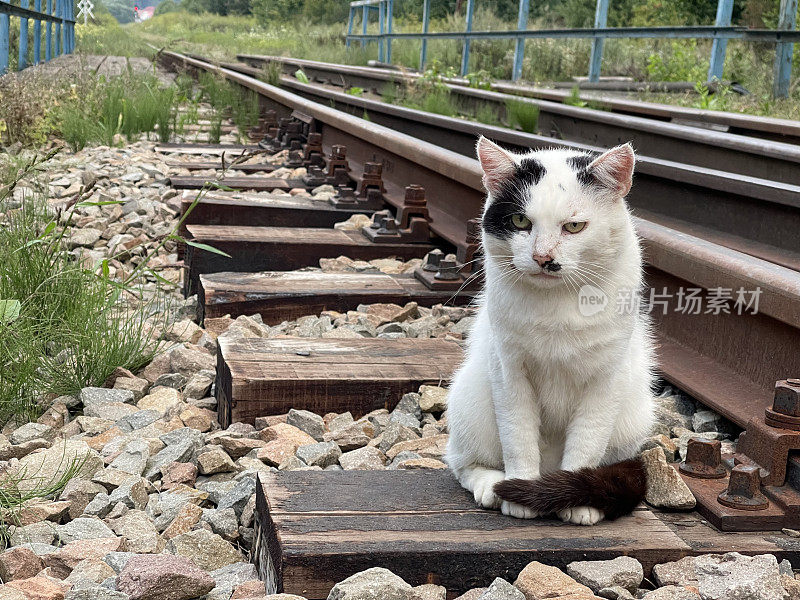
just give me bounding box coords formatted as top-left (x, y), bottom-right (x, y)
top-left (532, 254), bottom-right (553, 267)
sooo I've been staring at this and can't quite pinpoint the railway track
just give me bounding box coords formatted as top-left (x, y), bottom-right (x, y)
top-left (236, 54), bottom-right (800, 149)
top-left (155, 49), bottom-right (800, 597)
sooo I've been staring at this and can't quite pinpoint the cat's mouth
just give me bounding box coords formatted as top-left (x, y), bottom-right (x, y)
top-left (529, 271), bottom-right (561, 279)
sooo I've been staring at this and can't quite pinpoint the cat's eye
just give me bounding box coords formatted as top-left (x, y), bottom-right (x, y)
top-left (510, 214), bottom-right (532, 230)
top-left (563, 221), bottom-right (586, 234)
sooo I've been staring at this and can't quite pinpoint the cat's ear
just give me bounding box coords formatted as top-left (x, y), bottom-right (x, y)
top-left (477, 136), bottom-right (516, 194)
top-left (589, 143), bottom-right (635, 198)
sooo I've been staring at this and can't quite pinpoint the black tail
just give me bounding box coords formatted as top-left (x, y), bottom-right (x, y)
top-left (493, 457), bottom-right (646, 521)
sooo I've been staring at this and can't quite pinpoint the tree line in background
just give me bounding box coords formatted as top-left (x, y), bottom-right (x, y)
top-left (96, 0), bottom-right (782, 30)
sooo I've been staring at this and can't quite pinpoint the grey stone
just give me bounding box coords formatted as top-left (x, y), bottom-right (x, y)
top-left (339, 446), bottom-right (386, 470)
top-left (394, 393), bottom-right (422, 420)
top-left (216, 475), bottom-right (256, 517)
top-left (478, 578), bottom-right (525, 600)
top-left (116, 410), bottom-right (160, 433)
top-left (296, 441), bottom-right (342, 468)
top-left (207, 562), bottom-right (260, 599)
top-left (9, 423), bottom-right (54, 444)
top-left (108, 439), bottom-right (150, 476)
top-left (202, 507), bottom-right (239, 541)
top-left (65, 588), bottom-right (130, 600)
top-left (82, 492), bottom-right (112, 518)
top-left (153, 373), bottom-right (188, 390)
top-left (566, 557), bottom-right (644, 593)
top-left (379, 423), bottom-right (419, 453)
top-left (286, 409), bottom-right (325, 441)
top-left (144, 429), bottom-right (204, 480)
top-left (165, 528), bottom-right (242, 571)
top-left (57, 517), bottom-right (115, 544)
top-left (389, 411), bottom-right (421, 430)
top-left (108, 477), bottom-right (149, 510)
top-left (597, 587), bottom-right (635, 600)
top-left (85, 401), bottom-right (139, 421)
top-left (9, 521), bottom-right (58, 546)
top-left (328, 412), bottom-right (355, 432)
top-left (103, 551), bottom-right (138, 574)
top-left (79, 387), bottom-right (134, 408)
top-left (695, 553), bottom-right (787, 600)
top-left (328, 566), bottom-right (413, 600)
top-left (184, 370), bottom-right (215, 400)
top-left (641, 587), bottom-right (699, 600)
top-left (110, 510), bottom-right (162, 554)
top-left (324, 422), bottom-right (370, 451)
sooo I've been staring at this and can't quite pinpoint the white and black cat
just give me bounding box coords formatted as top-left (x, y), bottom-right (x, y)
top-left (445, 137), bottom-right (655, 526)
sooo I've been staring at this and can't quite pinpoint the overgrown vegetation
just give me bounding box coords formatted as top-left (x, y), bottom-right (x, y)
top-left (0, 56), bottom-right (262, 150)
top-left (0, 155), bottom-right (159, 426)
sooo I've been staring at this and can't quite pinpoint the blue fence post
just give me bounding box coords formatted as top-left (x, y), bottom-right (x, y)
top-left (34, 0), bottom-right (41, 63)
top-left (19, 0), bottom-right (30, 69)
top-left (55, 0), bottom-right (62, 55)
top-left (588, 0), bottom-right (609, 82)
top-left (460, 0), bottom-right (475, 76)
top-left (0, 0), bottom-right (9, 75)
top-left (346, 6), bottom-right (354, 48)
top-left (773, 0), bottom-right (798, 98)
top-left (378, 1), bottom-right (385, 62)
top-left (46, 0), bottom-right (52, 61)
top-left (707, 0), bottom-right (734, 82)
top-left (69, 0), bottom-right (74, 53)
top-left (361, 5), bottom-right (368, 48)
top-left (386, 0), bottom-right (393, 63)
top-left (512, 0), bottom-right (530, 81)
top-left (419, 0), bottom-right (430, 70)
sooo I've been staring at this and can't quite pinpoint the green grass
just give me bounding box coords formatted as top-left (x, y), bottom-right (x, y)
top-left (0, 155), bottom-right (162, 426)
top-left (505, 98), bottom-right (540, 133)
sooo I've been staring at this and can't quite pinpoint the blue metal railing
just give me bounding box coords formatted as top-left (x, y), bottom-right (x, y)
top-left (347, 0), bottom-right (799, 98)
top-left (0, 0), bottom-right (75, 74)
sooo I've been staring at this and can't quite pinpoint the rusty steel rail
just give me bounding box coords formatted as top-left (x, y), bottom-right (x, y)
top-left (160, 49), bottom-right (800, 527)
top-left (237, 54), bottom-right (800, 152)
top-left (189, 55), bottom-right (800, 272)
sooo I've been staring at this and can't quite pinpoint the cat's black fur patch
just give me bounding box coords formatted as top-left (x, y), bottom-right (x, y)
top-left (567, 153), bottom-right (598, 186)
top-left (483, 158), bottom-right (546, 239)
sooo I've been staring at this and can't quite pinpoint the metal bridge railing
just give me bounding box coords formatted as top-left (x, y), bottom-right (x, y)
top-left (346, 0), bottom-right (799, 98)
top-left (0, 0), bottom-right (76, 74)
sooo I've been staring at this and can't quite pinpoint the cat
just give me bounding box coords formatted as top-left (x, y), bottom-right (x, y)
top-left (444, 137), bottom-right (655, 526)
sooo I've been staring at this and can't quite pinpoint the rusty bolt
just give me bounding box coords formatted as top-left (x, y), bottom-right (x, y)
top-left (335, 186), bottom-right (356, 203)
top-left (307, 132), bottom-right (322, 145)
top-left (717, 464), bottom-right (769, 511)
top-left (289, 139), bottom-right (303, 151)
top-left (376, 217), bottom-right (399, 235)
top-left (466, 218), bottom-right (482, 244)
top-left (369, 210), bottom-right (392, 230)
top-left (422, 249), bottom-right (444, 272)
top-left (679, 438), bottom-right (726, 479)
top-left (772, 379), bottom-right (800, 417)
top-left (331, 145), bottom-right (347, 160)
top-left (404, 184), bottom-right (426, 206)
top-left (435, 259), bottom-right (461, 281)
top-left (364, 162), bottom-right (383, 176)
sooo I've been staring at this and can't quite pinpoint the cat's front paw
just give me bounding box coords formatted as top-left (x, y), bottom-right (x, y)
top-left (472, 470), bottom-right (505, 509)
top-left (557, 506), bottom-right (604, 525)
top-left (501, 500), bottom-right (539, 519)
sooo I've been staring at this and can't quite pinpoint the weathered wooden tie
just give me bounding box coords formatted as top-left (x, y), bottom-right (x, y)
top-left (180, 191), bottom-right (378, 231)
top-left (169, 161), bottom-right (278, 173)
top-left (253, 470), bottom-right (790, 599)
top-left (183, 225), bottom-right (434, 295)
top-left (215, 337), bottom-right (462, 427)
top-left (155, 143), bottom-right (260, 155)
top-left (170, 175), bottom-right (306, 192)
top-left (198, 271), bottom-right (477, 322)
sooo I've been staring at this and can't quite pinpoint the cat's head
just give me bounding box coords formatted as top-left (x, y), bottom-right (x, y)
top-left (476, 136), bottom-right (636, 290)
